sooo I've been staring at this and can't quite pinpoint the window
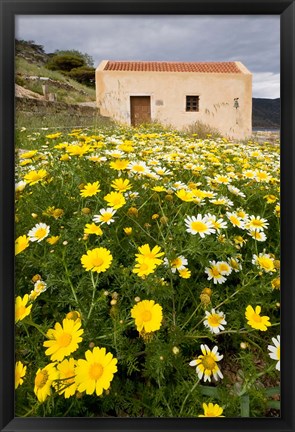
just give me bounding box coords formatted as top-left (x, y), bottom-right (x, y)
top-left (186, 95), bottom-right (199, 112)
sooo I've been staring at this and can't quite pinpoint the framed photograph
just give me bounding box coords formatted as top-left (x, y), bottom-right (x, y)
top-left (1, 0), bottom-right (294, 431)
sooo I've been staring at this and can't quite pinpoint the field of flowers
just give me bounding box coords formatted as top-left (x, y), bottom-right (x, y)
top-left (15, 124), bottom-right (280, 417)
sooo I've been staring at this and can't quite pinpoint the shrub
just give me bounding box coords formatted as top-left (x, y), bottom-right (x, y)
top-left (46, 54), bottom-right (85, 72)
top-left (67, 66), bottom-right (95, 87)
top-left (185, 120), bottom-right (221, 139)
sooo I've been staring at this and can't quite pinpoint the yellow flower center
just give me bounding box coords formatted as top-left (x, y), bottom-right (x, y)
top-left (218, 264), bottom-right (229, 272)
top-left (101, 213), bottom-right (112, 222)
top-left (132, 165), bottom-right (145, 172)
top-left (141, 310), bottom-right (152, 322)
top-left (191, 221), bottom-right (207, 232)
top-left (252, 219), bottom-right (263, 227)
top-left (230, 216), bottom-right (240, 225)
top-left (251, 312), bottom-right (262, 323)
top-left (211, 267), bottom-right (220, 277)
top-left (258, 257), bottom-right (274, 271)
top-left (93, 257), bottom-right (104, 267)
top-left (208, 314), bottom-right (221, 327)
top-left (87, 186), bottom-right (97, 194)
top-left (112, 197), bottom-right (122, 205)
top-left (89, 363), bottom-right (104, 380)
top-left (277, 346), bottom-right (280, 360)
top-left (231, 260), bottom-right (239, 270)
top-left (172, 258), bottom-right (182, 268)
top-left (35, 228), bottom-right (47, 239)
top-left (202, 355), bottom-right (216, 370)
top-left (57, 332), bottom-right (72, 347)
top-left (35, 370), bottom-right (49, 389)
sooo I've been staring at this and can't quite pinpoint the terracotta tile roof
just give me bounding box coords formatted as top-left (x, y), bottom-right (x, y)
top-left (104, 61), bottom-right (242, 73)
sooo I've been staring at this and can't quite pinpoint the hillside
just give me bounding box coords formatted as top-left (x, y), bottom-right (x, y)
top-left (15, 40), bottom-right (96, 104)
top-left (252, 98), bottom-right (280, 129)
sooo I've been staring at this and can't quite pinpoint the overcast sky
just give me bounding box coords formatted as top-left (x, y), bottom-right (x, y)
top-left (15, 15), bottom-right (280, 99)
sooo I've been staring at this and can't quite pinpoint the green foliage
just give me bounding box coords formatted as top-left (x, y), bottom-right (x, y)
top-left (53, 49), bottom-right (94, 67)
top-left (67, 67), bottom-right (95, 87)
top-left (46, 54), bottom-right (85, 72)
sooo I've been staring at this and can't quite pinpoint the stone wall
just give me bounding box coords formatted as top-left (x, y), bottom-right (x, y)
top-left (15, 97), bottom-right (99, 116)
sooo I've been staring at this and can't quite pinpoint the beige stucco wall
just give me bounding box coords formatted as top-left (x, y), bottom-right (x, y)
top-left (96, 61), bottom-right (252, 139)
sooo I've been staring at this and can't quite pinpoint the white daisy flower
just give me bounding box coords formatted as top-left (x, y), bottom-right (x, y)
top-left (217, 261), bottom-right (232, 276)
top-left (210, 196), bottom-right (234, 207)
top-left (204, 309), bottom-right (227, 334)
top-left (214, 174), bottom-right (232, 184)
top-left (184, 215), bottom-right (215, 238)
top-left (34, 280), bottom-right (47, 293)
top-left (28, 223), bottom-right (50, 243)
top-left (227, 185), bottom-right (246, 198)
top-left (171, 256), bottom-right (188, 273)
top-left (226, 211), bottom-right (245, 229)
top-left (267, 335), bottom-right (280, 371)
top-left (153, 167), bottom-right (172, 176)
top-left (228, 257), bottom-right (242, 272)
top-left (248, 231), bottom-right (267, 242)
top-left (128, 161), bottom-right (151, 175)
top-left (15, 181), bottom-right (27, 192)
top-left (205, 261), bottom-right (227, 284)
top-left (245, 215), bottom-right (269, 232)
top-left (189, 345), bottom-right (223, 382)
top-left (93, 208), bottom-right (116, 225)
top-left (252, 253), bottom-right (276, 273)
top-left (205, 214), bottom-right (228, 232)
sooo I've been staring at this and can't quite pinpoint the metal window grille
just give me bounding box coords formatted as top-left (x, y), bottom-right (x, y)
top-left (186, 96), bottom-right (199, 112)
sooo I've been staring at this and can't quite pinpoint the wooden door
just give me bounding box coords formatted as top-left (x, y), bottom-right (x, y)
top-left (130, 96), bottom-right (151, 126)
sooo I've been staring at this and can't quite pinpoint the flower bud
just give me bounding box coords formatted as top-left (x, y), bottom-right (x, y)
top-left (202, 288), bottom-right (212, 296)
top-left (172, 346), bottom-right (180, 355)
top-left (81, 207), bottom-right (91, 215)
top-left (127, 207), bottom-right (138, 217)
top-left (199, 293), bottom-right (211, 305)
top-left (160, 216), bottom-right (169, 225)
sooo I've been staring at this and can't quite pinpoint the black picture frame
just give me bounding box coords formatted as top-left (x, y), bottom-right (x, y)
top-left (0, 1), bottom-right (294, 431)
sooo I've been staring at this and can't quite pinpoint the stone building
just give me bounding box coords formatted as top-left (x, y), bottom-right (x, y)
top-left (96, 60), bottom-right (252, 139)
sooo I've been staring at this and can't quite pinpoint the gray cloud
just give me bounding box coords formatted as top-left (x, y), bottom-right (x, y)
top-left (15, 15), bottom-right (280, 98)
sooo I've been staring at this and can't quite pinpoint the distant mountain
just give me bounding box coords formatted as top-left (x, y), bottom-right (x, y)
top-left (252, 98), bottom-right (280, 129)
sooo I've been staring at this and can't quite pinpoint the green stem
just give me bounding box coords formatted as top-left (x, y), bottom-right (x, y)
top-left (23, 318), bottom-right (47, 337)
top-left (156, 217), bottom-right (176, 325)
top-left (157, 377), bottom-right (173, 416)
top-left (181, 304), bottom-right (202, 330)
top-left (179, 379), bottom-right (200, 416)
top-left (87, 272), bottom-right (99, 322)
top-left (62, 251), bottom-right (80, 310)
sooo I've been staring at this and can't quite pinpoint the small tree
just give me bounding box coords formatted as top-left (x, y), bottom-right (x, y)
top-left (46, 53), bottom-right (85, 72)
top-left (53, 49), bottom-right (94, 67)
top-left (67, 66), bottom-right (95, 87)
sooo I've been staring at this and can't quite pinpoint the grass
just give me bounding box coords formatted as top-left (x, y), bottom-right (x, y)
top-left (15, 111), bottom-right (114, 135)
top-left (15, 57), bottom-right (96, 104)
